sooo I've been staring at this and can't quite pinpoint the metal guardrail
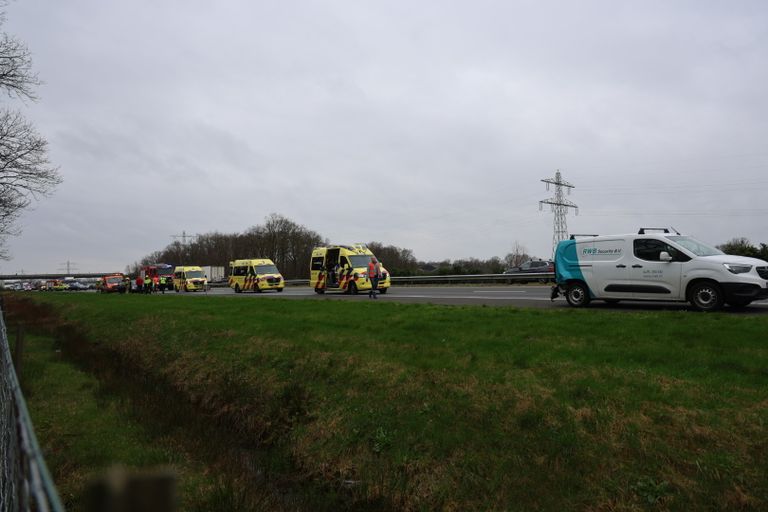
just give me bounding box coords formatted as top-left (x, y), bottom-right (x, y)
top-left (391, 272), bottom-right (555, 283)
top-left (1, 307), bottom-right (65, 512)
top-left (276, 273), bottom-right (556, 286)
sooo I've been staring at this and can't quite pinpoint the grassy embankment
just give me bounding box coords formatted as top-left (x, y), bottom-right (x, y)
top-left (9, 328), bottom-right (298, 510)
top-left (7, 293), bottom-right (768, 511)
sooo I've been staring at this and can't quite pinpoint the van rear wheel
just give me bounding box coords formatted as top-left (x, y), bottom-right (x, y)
top-left (689, 281), bottom-right (724, 312)
top-left (565, 282), bottom-right (591, 307)
top-left (348, 282), bottom-right (358, 295)
top-left (234, 284), bottom-right (241, 293)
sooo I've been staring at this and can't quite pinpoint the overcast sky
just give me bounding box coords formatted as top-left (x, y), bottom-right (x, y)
top-left (3, 0), bottom-right (768, 273)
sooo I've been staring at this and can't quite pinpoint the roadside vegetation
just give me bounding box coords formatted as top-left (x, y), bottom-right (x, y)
top-left (6, 293), bottom-right (768, 511)
top-left (12, 330), bottom-right (305, 511)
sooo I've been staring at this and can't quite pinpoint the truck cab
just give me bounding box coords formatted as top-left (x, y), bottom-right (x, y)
top-left (99, 274), bottom-right (126, 293)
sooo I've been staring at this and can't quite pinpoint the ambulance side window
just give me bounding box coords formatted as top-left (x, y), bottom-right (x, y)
top-left (341, 256), bottom-right (350, 268)
top-left (233, 266), bottom-right (247, 277)
top-left (311, 257), bottom-right (325, 271)
top-left (248, 266), bottom-right (255, 276)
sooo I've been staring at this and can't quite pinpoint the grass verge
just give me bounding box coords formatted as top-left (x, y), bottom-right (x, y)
top-left (6, 293), bottom-right (768, 511)
top-left (10, 330), bottom-right (266, 510)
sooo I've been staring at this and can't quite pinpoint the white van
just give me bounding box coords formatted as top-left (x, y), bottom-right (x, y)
top-left (553, 228), bottom-right (768, 311)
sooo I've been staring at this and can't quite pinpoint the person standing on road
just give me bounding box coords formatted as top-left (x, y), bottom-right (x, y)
top-left (159, 275), bottom-right (167, 294)
top-left (136, 275), bottom-right (144, 294)
top-left (368, 257), bottom-right (382, 299)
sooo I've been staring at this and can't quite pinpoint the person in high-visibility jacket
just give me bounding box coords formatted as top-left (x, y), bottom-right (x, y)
top-left (159, 275), bottom-right (167, 294)
top-left (368, 257), bottom-right (382, 299)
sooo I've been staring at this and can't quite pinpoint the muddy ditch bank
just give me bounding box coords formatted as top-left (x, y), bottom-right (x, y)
top-left (4, 295), bottom-right (391, 511)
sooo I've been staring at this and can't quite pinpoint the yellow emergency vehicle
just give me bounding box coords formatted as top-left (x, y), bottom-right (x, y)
top-left (229, 258), bottom-right (285, 293)
top-left (173, 266), bottom-right (208, 292)
top-left (310, 244), bottom-right (390, 294)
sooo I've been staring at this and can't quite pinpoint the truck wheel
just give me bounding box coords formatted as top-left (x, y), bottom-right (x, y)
top-left (565, 282), bottom-right (591, 307)
top-left (688, 281), bottom-right (724, 312)
top-left (314, 288), bottom-right (325, 294)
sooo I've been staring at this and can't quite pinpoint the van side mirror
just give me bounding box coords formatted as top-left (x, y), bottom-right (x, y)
top-left (659, 251), bottom-right (673, 262)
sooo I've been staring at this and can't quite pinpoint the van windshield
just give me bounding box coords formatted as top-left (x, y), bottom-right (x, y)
top-left (666, 236), bottom-right (723, 256)
top-left (185, 270), bottom-right (204, 279)
top-left (255, 265), bottom-right (279, 274)
top-left (348, 255), bottom-right (374, 268)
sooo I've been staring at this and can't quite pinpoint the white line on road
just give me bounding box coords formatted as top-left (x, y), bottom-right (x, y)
top-left (386, 294), bottom-right (554, 301)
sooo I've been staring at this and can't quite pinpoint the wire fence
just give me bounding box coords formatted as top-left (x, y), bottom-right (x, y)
top-left (0, 305), bottom-right (64, 512)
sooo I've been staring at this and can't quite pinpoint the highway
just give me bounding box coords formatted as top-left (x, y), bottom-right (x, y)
top-left (178, 285), bottom-right (768, 313)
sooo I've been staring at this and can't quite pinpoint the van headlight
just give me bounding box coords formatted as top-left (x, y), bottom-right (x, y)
top-left (723, 263), bottom-right (752, 274)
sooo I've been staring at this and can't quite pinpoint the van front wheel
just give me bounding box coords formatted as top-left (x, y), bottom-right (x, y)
top-left (565, 282), bottom-right (591, 308)
top-left (689, 281), bottom-right (724, 312)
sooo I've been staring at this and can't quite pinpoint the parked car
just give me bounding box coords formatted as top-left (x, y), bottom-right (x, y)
top-left (66, 281), bottom-right (89, 291)
top-left (504, 260), bottom-right (555, 283)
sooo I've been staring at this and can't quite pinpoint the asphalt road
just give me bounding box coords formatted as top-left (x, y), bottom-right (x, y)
top-left (180, 285), bottom-right (768, 313)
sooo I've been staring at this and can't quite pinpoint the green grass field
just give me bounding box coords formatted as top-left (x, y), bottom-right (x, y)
top-left (7, 293), bottom-right (768, 511)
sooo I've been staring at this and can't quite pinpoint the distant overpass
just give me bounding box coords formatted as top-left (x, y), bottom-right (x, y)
top-left (0, 273), bottom-right (121, 281)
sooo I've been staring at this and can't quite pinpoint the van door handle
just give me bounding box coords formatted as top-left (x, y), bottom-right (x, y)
top-left (615, 264), bottom-right (626, 268)
top-left (632, 264), bottom-right (643, 268)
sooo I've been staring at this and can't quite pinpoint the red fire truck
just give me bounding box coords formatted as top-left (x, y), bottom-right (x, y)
top-left (142, 263), bottom-right (174, 292)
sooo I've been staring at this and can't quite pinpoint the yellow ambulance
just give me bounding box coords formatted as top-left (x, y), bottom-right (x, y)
top-left (310, 244), bottom-right (390, 294)
top-left (228, 258), bottom-right (285, 293)
top-left (173, 266), bottom-right (208, 292)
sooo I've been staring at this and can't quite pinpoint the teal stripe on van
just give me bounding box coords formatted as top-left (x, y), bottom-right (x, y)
top-left (554, 240), bottom-right (587, 286)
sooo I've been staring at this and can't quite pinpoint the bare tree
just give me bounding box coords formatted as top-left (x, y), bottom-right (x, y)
top-left (0, 9), bottom-right (60, 257)
top-left (504, 241), bottom-right (530, 269)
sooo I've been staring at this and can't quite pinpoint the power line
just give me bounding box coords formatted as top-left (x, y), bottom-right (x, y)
top-left (57, 260), bottom-right (78, 275)
top-left (170, 231), bottom-right (198, 245)
top-left (539, 170), bottom-right (578, 257)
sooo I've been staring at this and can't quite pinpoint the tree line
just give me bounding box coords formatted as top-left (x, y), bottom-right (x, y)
top-left (132, 215), bottom-right (540, 279)
top-left (716, 238), bottom-right (768, 260)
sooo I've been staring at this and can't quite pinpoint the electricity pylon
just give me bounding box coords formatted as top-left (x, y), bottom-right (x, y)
top-left (539, 170), bottom-right (578, 257)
